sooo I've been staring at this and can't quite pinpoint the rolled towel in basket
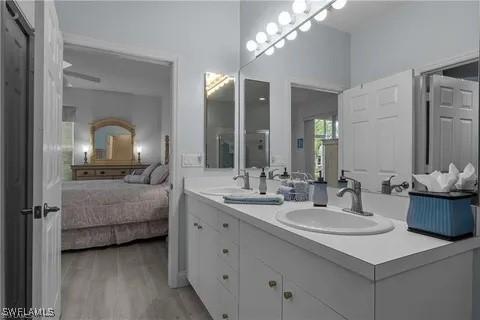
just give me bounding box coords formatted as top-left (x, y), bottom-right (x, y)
top-left (223, 194), bottom-right (284, 205)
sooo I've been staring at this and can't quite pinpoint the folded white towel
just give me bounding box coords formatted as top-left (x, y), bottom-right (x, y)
top-left (455, 163), bottom-right (477, 191)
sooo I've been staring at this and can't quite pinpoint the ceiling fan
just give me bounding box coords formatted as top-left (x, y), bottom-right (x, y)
top-left (63, 60), bottom-right (101, 87)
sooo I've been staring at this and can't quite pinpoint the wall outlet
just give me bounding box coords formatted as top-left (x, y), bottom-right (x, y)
top-left (182, 153), bottom-right (203, 167)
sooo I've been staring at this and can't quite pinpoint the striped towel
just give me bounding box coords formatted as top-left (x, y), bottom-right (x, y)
top-left (223, 194), bottom-right (284, 205)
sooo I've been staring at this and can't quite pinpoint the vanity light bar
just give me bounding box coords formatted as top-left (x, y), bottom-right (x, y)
top-left (246, 0), bottom-right (345, 58)
top-left (206, 73), bottom-right (234, 97)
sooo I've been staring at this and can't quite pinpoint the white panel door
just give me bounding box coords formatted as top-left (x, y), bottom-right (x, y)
top-left (430, 75), bottom-right (478, 172)
top-left (341, 70), bottom-right (413, 191)
top-left (32, 2), bottom-right (63, 319)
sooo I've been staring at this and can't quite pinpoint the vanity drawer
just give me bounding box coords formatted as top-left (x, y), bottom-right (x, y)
top-left (216, 281), bottom-right (238, 320)
top-left (218, 212), bottom-right (239, 244)
top-left (217, 255), bottom-right (238, 297)
top-left (186, 196), bottom-right (219, 229)
top-left (77, 169), bottom-right (95, 177)
top-left (217, 236), bottom-right (239, 271)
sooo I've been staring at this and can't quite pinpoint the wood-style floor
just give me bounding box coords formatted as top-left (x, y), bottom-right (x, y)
top-left (61, 238), bottom-right (212, 320)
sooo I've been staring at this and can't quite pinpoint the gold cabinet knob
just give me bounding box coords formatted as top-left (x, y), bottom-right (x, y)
top-left (222, 223), bottom-right (229, 228)
top-left (222, 274), bottom-right (229, 280)
top-left (283, 291), bottom-right (293, 300)
top-left (222, 249), bottom-right (229, 254)
top-left (268, 280), bottom-right (277, 288)
top-left (222, 314), bottom-right (229, 319)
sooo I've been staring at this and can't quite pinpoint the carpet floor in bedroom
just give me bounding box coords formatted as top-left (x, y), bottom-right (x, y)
top-left (61, 238), bottom-right (212, 320)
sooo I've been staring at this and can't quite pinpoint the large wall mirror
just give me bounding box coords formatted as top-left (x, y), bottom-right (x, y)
top-left (90, 118), bottom-right (135, 164)
top-left (204, 72), bottom-right (235, 169)
top-left (244, 79), bottom-right (270, 168)
top-left (239, 1), bottom-right (479, 195)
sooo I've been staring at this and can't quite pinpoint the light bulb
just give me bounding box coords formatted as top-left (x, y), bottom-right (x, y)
top-left (278, 11), bottom-right (293, 26)
top-left (82, 145), bottom-right (89, 153)
top-left (246, 40), bottom-right (258, 52)
top-left (292, 0), bottom-right (308, 14)
top-left (136, 146), bottom-right (143, 153)
top-left (274, 39), bottom-right (285, 49)
top-left (266, 22), bottom-right (279, 35)
top-left (314, 9), bottom-right (327, 22)
top-left (265, 47), bottom-right (275, 56)
top-left (332, 0), bottom-right (347, 10)
top-left (286, 30), bottom-right (297, 41)
top-left (299, 20), bottom-right (311, 32)
top-left (256, 31), bottom-right (268, 44)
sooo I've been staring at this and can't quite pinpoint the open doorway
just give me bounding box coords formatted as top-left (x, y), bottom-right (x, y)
top-left (290, 85), bottom-right (339, 185)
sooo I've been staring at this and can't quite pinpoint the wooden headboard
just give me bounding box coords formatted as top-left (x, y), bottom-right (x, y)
top-left (165, 135), bottom-right (170, 165)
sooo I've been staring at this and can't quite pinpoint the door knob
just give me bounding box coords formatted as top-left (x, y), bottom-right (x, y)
top-left (21, 208), bottom-right (33, 215)
top-left (43, 203), bottom-right (60, 217)
top-left (20, 206), bottom-right (42, 219)
top-left (283, 291), bottom-right (293, 300)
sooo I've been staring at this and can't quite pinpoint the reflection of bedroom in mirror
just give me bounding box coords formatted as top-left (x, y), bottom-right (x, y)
top-left (91, 118), bottom-right (135, 164)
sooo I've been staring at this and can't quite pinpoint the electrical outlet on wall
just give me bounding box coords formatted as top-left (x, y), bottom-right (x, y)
top-left (182, 153), bottom-right (203, 167)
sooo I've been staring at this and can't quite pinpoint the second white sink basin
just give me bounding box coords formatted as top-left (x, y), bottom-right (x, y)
top-left (201, 186), bottom-right (254, 197)
top-left (276, 207), bottom-right (394, 235)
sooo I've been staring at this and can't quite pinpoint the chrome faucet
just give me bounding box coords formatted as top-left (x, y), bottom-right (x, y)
top-left (268, 168), bottom-right (280, 180)
top-left (336, 176), bottom-right (373, 216)
top-left (381, 175), bottom-right (409, 195)
top-left (233, 170), bottom-right (251, 190)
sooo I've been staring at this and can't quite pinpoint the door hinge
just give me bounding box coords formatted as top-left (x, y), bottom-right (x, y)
top-left (170, 183), bottom-right (173, 190)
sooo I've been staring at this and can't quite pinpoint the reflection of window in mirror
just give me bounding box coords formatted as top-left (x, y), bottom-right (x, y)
top-left (290, 86), bottom-right (339, 186)
top-left (204, 72), bottom-right (235, 169)
top-left (245, 79), bottom-right (270, 168)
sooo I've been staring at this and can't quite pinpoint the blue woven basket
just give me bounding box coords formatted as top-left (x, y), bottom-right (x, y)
top-left (407, 191), bottom-right (474, 240)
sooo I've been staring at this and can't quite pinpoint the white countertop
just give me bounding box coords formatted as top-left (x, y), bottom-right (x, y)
top-left (184, 177), bottom-right (480, 281)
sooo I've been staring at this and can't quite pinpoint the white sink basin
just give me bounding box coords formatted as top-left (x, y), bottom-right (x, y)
top-left (276, 207), bottom-right (394, 235)
top-left (201, 186), bottom-right (254, 197)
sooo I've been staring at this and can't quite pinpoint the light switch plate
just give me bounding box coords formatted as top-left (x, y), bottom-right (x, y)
top-left (182, 153), bottom-right (203, 167)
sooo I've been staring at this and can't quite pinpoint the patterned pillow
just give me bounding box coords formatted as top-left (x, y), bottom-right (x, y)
top-left (150, 165), bottom-right (169, 185)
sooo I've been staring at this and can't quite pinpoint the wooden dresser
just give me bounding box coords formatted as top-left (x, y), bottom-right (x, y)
top-left (71, 164), bottom-right (150, 180)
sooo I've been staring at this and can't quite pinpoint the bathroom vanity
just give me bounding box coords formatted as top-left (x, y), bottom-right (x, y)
top-left (184, 178), bottom-right (479, 320)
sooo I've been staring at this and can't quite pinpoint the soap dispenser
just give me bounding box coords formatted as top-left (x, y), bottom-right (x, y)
top-left (313, 171), bottom-right (328, 207)
top-left (259, 168), bottom-right (267, 195)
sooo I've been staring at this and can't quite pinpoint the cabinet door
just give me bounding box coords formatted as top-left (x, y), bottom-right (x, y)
top-left (199, 222), bottom-right (220, 317)
top-left (283, 280), bottom-right (345, 320)
top-left (239, 252), bottom-right (282, 320)
top-left (187, 214), bottom-right (200, 290)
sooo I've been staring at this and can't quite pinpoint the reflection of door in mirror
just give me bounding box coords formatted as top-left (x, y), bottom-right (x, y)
top-left (95, 125), bottom-right (132, 161)
top-left (291, 86), bottom-right (338, 186)
top-left (245, 79), bottom-right (270, 168)
top-left (204, 72), bottom-right (235, 169)
top-left (418, 61), bottom-right (479, 173)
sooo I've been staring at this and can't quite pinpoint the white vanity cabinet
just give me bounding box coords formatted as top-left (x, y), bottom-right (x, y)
top-left (185, 193), bottom-right (474, 320)
top-left (186, 196), bottom-right (239, 320)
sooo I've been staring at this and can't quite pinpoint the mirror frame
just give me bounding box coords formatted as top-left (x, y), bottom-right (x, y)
top-left (90, 117), bottom-right (136, 165)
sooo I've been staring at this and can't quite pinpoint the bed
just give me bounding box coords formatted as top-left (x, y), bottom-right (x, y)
top-left (61, 179), bottom-right (169, 250)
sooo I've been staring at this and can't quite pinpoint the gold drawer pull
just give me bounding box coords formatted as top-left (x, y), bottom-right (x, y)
top-left (222, 314), bottom-right (229, 319)
top-left (222, 223), bottom-right (229, 228)
top-left (283, 292), bottom-right (293, 300)
top-left (222, 274), bottom-right (229, 280)
top-left (268, 280), bottom-right (277, 288)
top-left (222, 249), bottom-right (229, 254)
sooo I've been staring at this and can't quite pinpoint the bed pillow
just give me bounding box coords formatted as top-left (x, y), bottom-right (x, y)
top-left (124, 174), bottom-right (149, 184)
top-left (140, 162), bottom-right (162, 182)
top-left (150, 165), bottom-right (169, 185)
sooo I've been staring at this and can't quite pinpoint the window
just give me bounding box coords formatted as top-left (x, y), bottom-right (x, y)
top-left (314, 117), bottom-right (338, 179)
top-left (62, 122), bottom-right (74, 180)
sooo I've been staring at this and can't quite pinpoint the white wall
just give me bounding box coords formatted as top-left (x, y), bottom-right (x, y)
top-left (350, 1), bottom-right (479, 86)
top-left (55, 0), bottom-right (240, 285)
top-left (63, 88), bottom-right (165, 165)
top-left (291, 88), bottom-right (338, 173)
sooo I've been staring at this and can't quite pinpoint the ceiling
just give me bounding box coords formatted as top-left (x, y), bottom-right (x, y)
top-left (320, 1), bottom-right (403, 33)
top-left (63, 45), bottom-right (172, 97)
